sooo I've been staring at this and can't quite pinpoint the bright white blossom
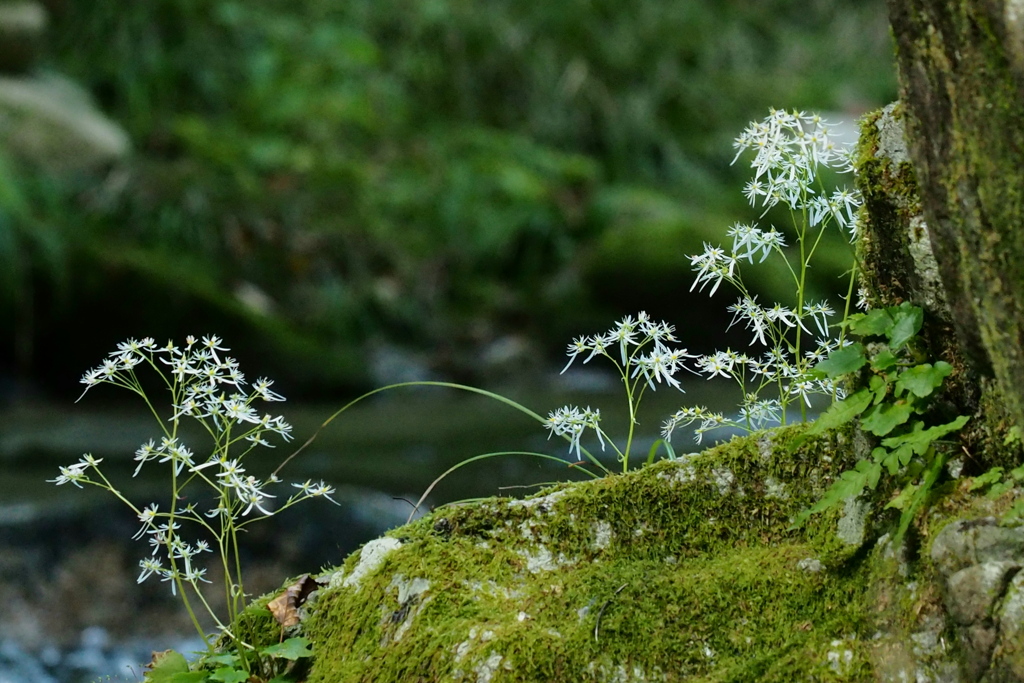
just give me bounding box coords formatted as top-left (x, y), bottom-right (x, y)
top-left (667, 109), bottom-right (862, 445)
top-left (57, 335), bottom-right (339, 641)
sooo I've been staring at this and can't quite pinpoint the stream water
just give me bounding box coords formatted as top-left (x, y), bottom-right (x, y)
top-left (0, 379), bottom-right (736, 682)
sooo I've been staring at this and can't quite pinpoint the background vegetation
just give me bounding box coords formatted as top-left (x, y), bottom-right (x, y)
top-left (0, 0), bottom-right (896, 398)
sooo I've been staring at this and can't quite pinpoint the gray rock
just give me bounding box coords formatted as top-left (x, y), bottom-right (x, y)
top-left (0, 73), bottom-right (130, 174)
top-left (931, 518), bottom-right (1002, 578)
top-left (945, 562), bottom-right (1019, 626)
top-left (975, 526), bottom-right (1024, 566)
top-left (992, 571), bottom-right (1024, 681)
top-left (930, 517), bottom-right (1024, 681)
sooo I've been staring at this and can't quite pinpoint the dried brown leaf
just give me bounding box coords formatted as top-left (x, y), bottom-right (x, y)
top-left (267, 574), bottom-right (319, 628)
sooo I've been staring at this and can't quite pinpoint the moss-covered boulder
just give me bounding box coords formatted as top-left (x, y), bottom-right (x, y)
top-left (227, 423), bottom-right (1023, 682)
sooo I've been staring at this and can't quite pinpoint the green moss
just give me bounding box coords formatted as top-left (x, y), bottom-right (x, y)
top-left (891, 1), bottom-right (1024, 428)
top-left (238, 426), bottom-right (889, 681)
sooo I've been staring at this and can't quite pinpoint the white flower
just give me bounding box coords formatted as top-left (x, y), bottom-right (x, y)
top-left (689, 244), bottom-right (737, 296)
top-left (133, 503), bottom-right (160, 539)
top-left (856, 287), bottom-right (871, 311)
top-left (252, 377), bottom-right (286, 402)
top-left (727, 297), bottom-right (771, 347)
top-left (201, 335), bottom-right (229, 363)
top-left (788, 379), bottom-right (818, 407)
top-left (545, 406), bottom-right (603, 460)
top-left (49, 462), bottom-right (90, 488)
top-left (137, 557), bottom-right (165, 584)
top-left (561, 336), bottom-right (591, 374)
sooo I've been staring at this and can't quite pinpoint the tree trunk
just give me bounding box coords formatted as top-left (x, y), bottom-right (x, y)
top-left (886, 0), bottom-right (1024, 427)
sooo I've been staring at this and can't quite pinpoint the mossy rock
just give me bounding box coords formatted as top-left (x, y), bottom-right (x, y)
top-left (230, 424), bottom-right (1022, 682)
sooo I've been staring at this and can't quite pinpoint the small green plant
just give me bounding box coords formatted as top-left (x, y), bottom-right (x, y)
top-left (967, 426), bottom-right (1024, 521)
top-left (551, 110), bottom-right (863, 466)
top-left (51, 335), bottom-right (333, 681)
top-left (666, 109), bottom-right (862, 438)
top-left (791, 302), bottom-right (969, 544)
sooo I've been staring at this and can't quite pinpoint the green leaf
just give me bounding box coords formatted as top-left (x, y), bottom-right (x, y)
top-left (861, 402), bottom-right (914, 436)
top-left (262, 637), bottom-right (313, 661)
top-left (872, 446), bottom-right (901, 476)
top-left (814, 343), bottom-right (866, 378)
top-left (869, 374), bottom-right (890, 405)
top-left (892, 449), bottom-right (947, 546)
top-left (870, 350), bottom-right (898, 372)
top-left (1006, 499), bottom-right (1024, 522)
top-left (881, 415), bottom-right (970, 454)
top-left (204, 655), bottom-right (240, 668)
top-left (805, 389), bottom-right (873, 436)
top-left (145, 652), bottom-right (194, 683)
top-left (790, 459), bottom-right (880, 528)
top-left (885, 483), bottom-right (918, 511)
top-left (895, 362), bottom-right (952, 398)
top-left (987, 481), bottom-right (1014, 499)
top-left (209, 667), bottom-right (249, 683)
top-left (646, 438), bottom-right (674, 465)
top-left (893, 443), bottom-right (916, 468)
top-left (848, 309), bottom-right (892, 337)
top-left (1010, 464), bottom-right (1024, 481)
top-left (968, 467), bottom-right (1005, 492)
top-left (888, 303), bottom-right (923, 350)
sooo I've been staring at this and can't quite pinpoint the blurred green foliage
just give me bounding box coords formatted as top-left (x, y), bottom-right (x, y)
top-left (0, 0), bottom-right (896, 393)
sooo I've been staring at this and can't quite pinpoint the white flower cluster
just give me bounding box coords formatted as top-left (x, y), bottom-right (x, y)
top-left (733, 109), bottom-right (860, 234)
top-left (670, 110), bottom-right (861, 444)
top-left (546, 312), bottom-right (696, 463)
top-left (56, 335), bottom-right (338, 605)
top-left (544, 110), bottom-right (863, 462)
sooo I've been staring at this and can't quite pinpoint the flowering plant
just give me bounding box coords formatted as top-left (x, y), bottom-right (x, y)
top-left (548, 110), bottom-right (863, 466)
top-left (51, 335), bottom-right (337, 667)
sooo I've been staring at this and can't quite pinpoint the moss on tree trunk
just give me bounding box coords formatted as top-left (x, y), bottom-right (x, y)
top-left (886, 0), bottom-right (1024, 427)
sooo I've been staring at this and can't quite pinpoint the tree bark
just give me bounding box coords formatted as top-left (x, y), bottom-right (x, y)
top-left (886, 0), bottom-right (1024, 427)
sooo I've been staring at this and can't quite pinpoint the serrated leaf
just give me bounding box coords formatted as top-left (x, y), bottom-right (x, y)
top-left (790, 459), bottom-right (880, 529)
top-left (895, 362), bottom-right (952, 398)
top-left (858, 457), bottom-right (882, 490)
top-left (987, 481), bottom-right (1014, 499)
top-left (888, 304), bottom-right (923, 350)
top-left (849, 309), bottom-right (893, 337)
top-left (209, 667), bottom-right (249, 683)
top-left (1006, 500), bottom-right (1024, 522)
top-left (204, 654), bottom-right (240, 668)
top-left (805, 389), bottom-right (873, 437)
top-left (885, 483), bottom-right (918, 511)
top-left (892, 450), bottom-right (947, 546)
top-left (145, 651), bottom-right (191, 683)
top-left (872, 446), bottom-right (901, 476)
top-left (881, 415), bottom-right (970, 454)
top-left (870, 350), bottom-right (898, 372)
top-left (968, 468), bottom-right (1005, 492)
top-left (169, 673), bottom-right (208, 683)
top-left (869, 374), bottom-right (890, 405)
top-left (814, 344), bottom-right (866, 378)
top-left (261, 637), bottom-right (313, 661)
top-left (861, 402), bottom-right (914, 436)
